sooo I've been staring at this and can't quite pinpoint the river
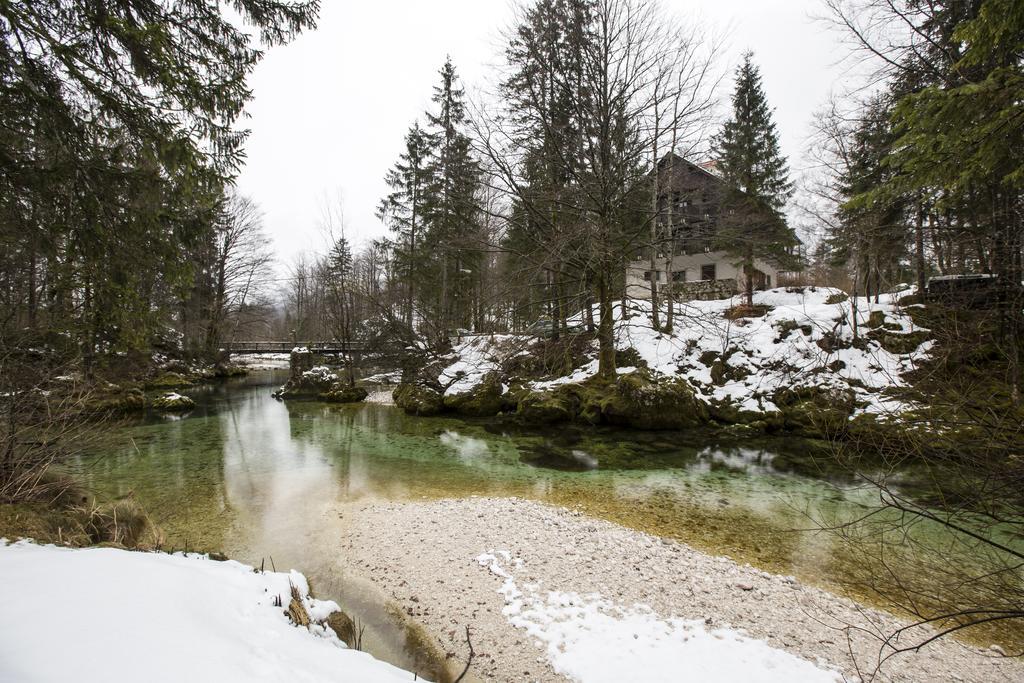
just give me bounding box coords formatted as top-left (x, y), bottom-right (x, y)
top-left (68, 371), bottom-right (1020, 678)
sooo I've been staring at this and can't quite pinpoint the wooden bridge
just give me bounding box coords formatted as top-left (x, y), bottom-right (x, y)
top-left (223, 341), bottom-right (370, 355)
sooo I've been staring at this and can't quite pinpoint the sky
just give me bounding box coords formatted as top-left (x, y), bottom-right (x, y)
top-left (235, 0), bottom-right (847, 269)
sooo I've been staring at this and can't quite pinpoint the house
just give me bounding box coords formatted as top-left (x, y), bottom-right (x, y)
top-left (626, 153), bottom-right (794, 301)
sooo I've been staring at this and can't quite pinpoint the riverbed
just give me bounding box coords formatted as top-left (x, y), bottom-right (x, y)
top-left (69, 371), bottom-right (1020, 680)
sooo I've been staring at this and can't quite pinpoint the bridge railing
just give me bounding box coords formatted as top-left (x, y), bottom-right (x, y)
top-left (224, 341), bottom-right (370, 354)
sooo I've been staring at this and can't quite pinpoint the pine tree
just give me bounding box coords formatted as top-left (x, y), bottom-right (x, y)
top-left (377, 122), bottom-right (434, 330)
top-left (713, 52), bottom-right (797, 305)
top-left (423, 58), bottom-right (482, 334)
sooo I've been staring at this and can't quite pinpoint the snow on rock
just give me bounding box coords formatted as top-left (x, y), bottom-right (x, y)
top-left (436, 287), bottom-right (931, 416)
top-left (439, 335), bottom-right (532, 395)
top-left (0, 541), bottom-right (416, 683)
top-left (302, 365), bottom-right (338, 384)
top-left (475, 550), bottom-right (841, 683)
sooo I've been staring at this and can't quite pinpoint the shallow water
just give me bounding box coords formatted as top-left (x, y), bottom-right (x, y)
top-left (70, 372), bottom-right (1022, 674)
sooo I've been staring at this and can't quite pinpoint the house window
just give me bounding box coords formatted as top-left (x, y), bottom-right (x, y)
top-left (672, 270), bottom-right (686, 283)
top-left (701, 264), bottom-right (716, 281)
top-left (643, 271), bottom-right (661, 282)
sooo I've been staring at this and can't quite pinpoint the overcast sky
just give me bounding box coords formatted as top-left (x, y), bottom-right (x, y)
top-left (235, 0), bottom-right (844, 270)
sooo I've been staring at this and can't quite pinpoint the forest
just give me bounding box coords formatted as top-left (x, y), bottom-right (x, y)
top-left (1, 1), bottom-right (1023, 682)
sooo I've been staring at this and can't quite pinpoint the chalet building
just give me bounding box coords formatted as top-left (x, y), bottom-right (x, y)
top-left (626, 153), bottom-right (794, 301)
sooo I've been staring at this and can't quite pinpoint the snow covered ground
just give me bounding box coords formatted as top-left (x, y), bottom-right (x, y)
top-left (437, 287), bottom-right (931, 417)
top-left (476, 550), bottom-right (841, 683)
top-left (232, 352), bottom-right (291, 369)
top-left (0, 541), bottom-right (416, 683)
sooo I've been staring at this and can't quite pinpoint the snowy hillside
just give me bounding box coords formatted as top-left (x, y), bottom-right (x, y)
top-left (433, 287), bottom-right (931, 424)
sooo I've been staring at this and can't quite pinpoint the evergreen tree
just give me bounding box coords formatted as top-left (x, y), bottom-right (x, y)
top-left (377, 122), bottom-right (434, 329)
top-left (713, 52), bottom-right (797, 305)
top-left (423, 59), bottom-right (482, 334)
top-left (0, 0), bottom-right (318, 361)
top-left (833, 95), bottom-right (910, 303)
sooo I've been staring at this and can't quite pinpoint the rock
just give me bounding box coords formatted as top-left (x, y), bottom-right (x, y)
top-left (443, 372), bottom-right (506, 417)
top-left (516, 389), bottom-right (576, 424)
top-left (598, 371), bottom-right (708, 430)
top-left (773, 386), bottom-right (856, 438)
top-left (151, 392), bottom-right (195, 411)
top-left (274, 363), bottom-right (339, 399)
top-left (319, 384), bottom-right (369, 403)
top-left (393, 383), bottom-right (445, 416)
top-left (866, 328), bottom-right (930, 354)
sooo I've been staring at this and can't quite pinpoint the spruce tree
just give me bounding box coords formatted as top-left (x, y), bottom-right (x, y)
top-left (377, 122), bottom-right (434, 329)
top-left (423, 58), bottom-right (481, 334)
top-left (713, 52), bottom-right (796, 305)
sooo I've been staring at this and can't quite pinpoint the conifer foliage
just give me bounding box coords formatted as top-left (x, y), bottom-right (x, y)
top-left (377, 59), bottom-right (483, 340)
top-left (713, 52), bottom-right (797, 305)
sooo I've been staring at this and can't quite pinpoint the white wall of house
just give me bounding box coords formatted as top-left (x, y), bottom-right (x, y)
top-left (625, 250), bottom-right (780, 299)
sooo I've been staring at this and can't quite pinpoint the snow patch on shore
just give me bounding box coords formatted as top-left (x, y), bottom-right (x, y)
top-left (0, 541), bottom-right (415, 683)
top-left (476, 550), bottom-right (840, 683)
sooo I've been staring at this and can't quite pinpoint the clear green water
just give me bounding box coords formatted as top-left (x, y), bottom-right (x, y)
top-left (69, 371), bottom-right (1021, 675)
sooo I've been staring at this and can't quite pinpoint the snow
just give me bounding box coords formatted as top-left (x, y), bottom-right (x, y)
top-left (475, 550), bottom-right (840, 683)
top-left (292, 346), bottom-right (310, 353)
top-left (437, 287), bottom-right (931, 417)
top-left (0, 541), bottom-right (417, 683)
top-left (302, 365), bottom-right (338, 383)
top-left (439, 334), bottom-right (531, 394)
top-left (234, 353), bottom-right (291, 369)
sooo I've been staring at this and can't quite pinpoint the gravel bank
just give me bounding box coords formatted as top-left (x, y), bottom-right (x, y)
top-left (338, 497), bottom-right (1021, 683)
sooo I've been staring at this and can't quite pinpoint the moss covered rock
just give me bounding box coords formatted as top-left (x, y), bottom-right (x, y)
top-left (774, 386), bottom-right (855, 438)
top-left (516, 389), bottom-right (577, 424)
top-left (598, 372), bottom-right (708, 430)
top-left (867, 329), bottom-right (930, 354)
top-left (151, 392), bottom-right (195, 411)
top-left (145, 372), bottom-right (194, 389)
top-left (319, 385), bottom-right (368, 403)
top-left (443, 373), bottom-right (507, 417)
top-left (393, 383), bottom-right (444, 416)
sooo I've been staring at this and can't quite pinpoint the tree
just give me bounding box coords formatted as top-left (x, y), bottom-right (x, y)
top-left (713, 52), bottom-right (797, 306)
top-left (422, 59), bottom-right (483, 337)
top-left (201, 195), bottom-right (275, 354)
top-left (377, 123), bottom-right (434, 330)
top-left (0, 0), bottom-right (318, 363)
top-left (481, 0), bottom-right (718, 377)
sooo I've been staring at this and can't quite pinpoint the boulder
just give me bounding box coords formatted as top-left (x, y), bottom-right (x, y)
top-left (319, 384), bottom-right (368, 403)
top-left (773, 386), bottom-right (856, 438)
top-left (516, 389), bottom-right (576, 424)
top-left (598, 372), bottom-right (707, 430)
top-left (443, 372), bottom-right (507, 417)
top-left (274, 365), bottom-right (338, 399)
top-left (393, 383), bottom-right (444, 416)
top-left (151, 392), bottom-right (195, 411)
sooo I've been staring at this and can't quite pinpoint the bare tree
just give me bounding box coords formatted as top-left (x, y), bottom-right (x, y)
top-left (204, 194), bottom-right (275, 353)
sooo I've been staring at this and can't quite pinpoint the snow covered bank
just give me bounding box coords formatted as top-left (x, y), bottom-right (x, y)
top-left (476, 550), bottom-right (840, 683)
top-left (0, 541), bottom-right (416, 683)
top-left (422, 287), bottom-right (932, 429)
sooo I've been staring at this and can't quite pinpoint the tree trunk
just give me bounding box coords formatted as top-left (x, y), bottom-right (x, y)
top-left (915, 200), bottom-right (927, 301)
top-left (596, 267), bottom-right (616, 379)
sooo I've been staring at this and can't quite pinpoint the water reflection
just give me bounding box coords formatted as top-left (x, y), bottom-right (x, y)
top-left (69, 372), bottom-right (1022, 665)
